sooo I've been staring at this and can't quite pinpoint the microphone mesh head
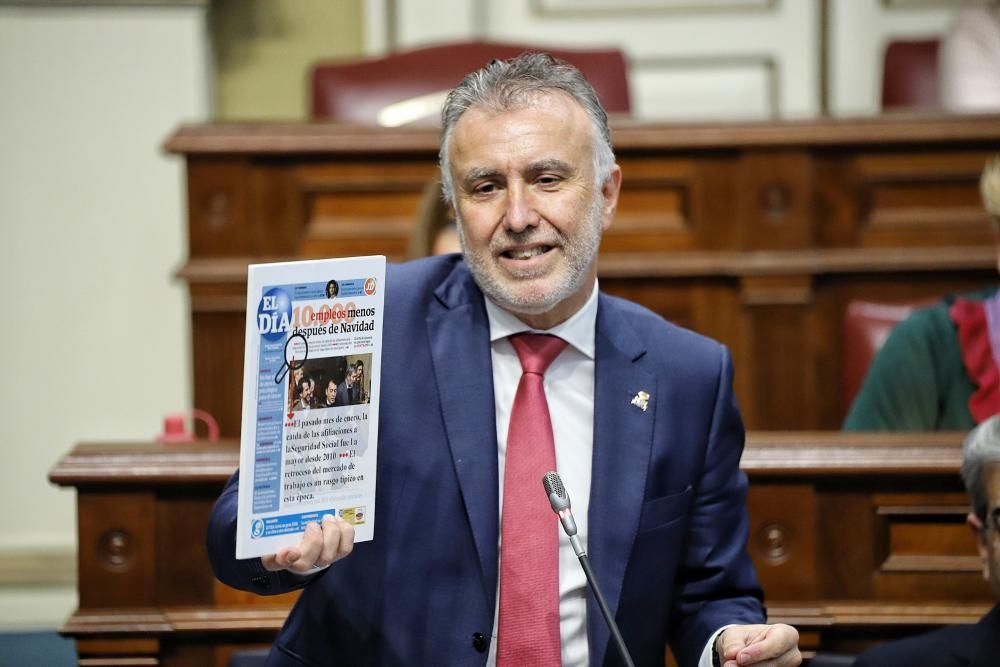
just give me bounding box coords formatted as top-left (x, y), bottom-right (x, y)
top-left (542, 471), bottom-right (565, 498)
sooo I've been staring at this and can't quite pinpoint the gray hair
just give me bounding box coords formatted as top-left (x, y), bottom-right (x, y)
top-left (961, 414), bottom-right (1000, 520)
top-left (438, 52), bottom-right (616, 204)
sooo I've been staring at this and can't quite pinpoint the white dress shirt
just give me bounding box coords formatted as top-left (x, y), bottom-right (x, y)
top-left (482, 281), bottom-right (721, 667)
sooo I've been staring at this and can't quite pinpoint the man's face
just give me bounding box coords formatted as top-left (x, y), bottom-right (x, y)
top-left (447, 92), bottom-right (621, 329)
top-left (325, 380), bottom-right (337, 404)
top-left (302, 378), bottom-right (314, 401)
top-left (973, 462), bottom-right (1000, 598)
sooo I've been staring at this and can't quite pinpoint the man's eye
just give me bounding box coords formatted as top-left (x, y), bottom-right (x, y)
top-left (537, 175), bottom-right (561, 186)
top-left (474, 183), bottom-right (497, 195)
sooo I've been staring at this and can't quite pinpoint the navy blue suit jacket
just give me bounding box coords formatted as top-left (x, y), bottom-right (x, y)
top-left (853, 604), bottom-right (1000, 667)
top-left (208, 255), bottom-right (765, 666)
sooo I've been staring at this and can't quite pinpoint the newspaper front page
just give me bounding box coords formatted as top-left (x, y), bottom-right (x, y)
top-left (236, 256), bottom-right (385, 559)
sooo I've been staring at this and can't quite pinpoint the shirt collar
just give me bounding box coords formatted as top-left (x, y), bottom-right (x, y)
top-left (483, 280), bottom-right (598, 360)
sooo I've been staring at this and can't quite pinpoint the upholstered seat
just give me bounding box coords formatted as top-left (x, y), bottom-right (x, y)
top-left (881, 38), bottom-right (941, 110)
top-left (310, 40), bottom-right (630, 124)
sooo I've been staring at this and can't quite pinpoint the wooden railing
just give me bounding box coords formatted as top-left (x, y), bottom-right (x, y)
top-left (51, 432), bottom-right (989, 665)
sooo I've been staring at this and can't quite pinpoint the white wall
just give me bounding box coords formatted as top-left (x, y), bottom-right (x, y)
top-left (829, 0), bottom-right (957, 115)
top-left (366, 0), bottom-right (967, 119)
top-left (0, 3), bottom-right (208, 627)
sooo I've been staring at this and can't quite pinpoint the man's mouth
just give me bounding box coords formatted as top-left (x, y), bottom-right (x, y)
top-left (502, 245), bottom-right (553, 260)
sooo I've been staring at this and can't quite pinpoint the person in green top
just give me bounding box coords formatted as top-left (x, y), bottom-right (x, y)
top-left (844, 158), bottom-right (1000, 431)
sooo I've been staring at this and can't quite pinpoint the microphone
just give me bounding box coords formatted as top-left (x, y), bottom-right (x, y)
top-left (542, 471), bottom-right (584, 556)
top-left (542, 471), bottom-right (636, 667)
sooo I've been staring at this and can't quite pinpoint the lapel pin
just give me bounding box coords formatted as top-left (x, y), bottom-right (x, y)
top-left (631, 391), bottom-right (650, 412)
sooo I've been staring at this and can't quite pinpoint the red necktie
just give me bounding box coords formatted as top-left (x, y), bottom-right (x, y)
top-left (497, 333), bottom-right (568, 667)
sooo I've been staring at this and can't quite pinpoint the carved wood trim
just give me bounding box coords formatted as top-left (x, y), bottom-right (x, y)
top-left (880, 554), bottom-right (982, 573)
top-left (61, 600), bottom-right (990, 637)
top-left (164, 115), bottom-right (1000, 155)
top-left (49, 434), bottom-right (965, 486)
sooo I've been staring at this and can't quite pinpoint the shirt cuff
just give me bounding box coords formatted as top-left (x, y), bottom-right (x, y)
top-left (698, 625), bottom-right (735, 667)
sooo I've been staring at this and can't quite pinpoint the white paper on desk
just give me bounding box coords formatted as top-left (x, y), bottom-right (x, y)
top-left (235, 256), bottom-right (385, 559)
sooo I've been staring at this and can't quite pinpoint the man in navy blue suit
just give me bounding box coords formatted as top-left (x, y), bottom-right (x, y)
top-left (208, 53), bottom-right (801, 667)
top-left (853, 416), bottom-right (1000, 667)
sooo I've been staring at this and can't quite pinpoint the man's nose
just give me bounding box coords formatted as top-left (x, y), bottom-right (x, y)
top-left (502, 182), bottom-right (540, 232)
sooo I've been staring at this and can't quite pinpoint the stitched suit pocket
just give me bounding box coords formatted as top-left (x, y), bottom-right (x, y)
top-left (638, 485), bottom-right (693, 533)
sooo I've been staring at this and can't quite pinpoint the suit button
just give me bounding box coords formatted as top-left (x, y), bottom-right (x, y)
top-left (471, 632), bottom-right (488, 653)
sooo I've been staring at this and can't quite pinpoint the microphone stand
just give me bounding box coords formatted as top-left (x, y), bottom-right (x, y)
top-left (544, 472), bottom-right (636, 667)
top-left (573, 543), bottom-right (636, 667)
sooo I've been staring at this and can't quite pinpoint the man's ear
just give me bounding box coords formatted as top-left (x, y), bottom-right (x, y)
top-left (599, 165), bottom-right (622, 232)
top-left (968, 512), bottom-right (990, 581)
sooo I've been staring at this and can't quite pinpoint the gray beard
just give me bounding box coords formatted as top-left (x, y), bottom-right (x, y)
top-left (457, 194), bottom-right (604, 316)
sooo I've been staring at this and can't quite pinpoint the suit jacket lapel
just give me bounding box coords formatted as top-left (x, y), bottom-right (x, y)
top-left (426, 263), bottom-right (500, 604)
top-left (587, 293), bottom-right (656, 667)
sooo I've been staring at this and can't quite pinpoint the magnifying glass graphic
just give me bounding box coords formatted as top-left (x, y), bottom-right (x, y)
top-left (275, 333), bottom-right (309, 384)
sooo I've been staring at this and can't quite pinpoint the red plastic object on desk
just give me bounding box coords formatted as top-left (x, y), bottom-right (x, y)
top-left (158, 409), bottom-right (220, 443)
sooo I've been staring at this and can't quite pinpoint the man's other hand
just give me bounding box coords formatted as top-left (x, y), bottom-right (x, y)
top-left (717, 623), bottom-right (801, 667)
top-left (261, 514), bottom-right (355, 574)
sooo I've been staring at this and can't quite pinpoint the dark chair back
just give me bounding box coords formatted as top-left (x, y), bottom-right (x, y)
top-left (310, 40), bottom-right (631, 124)
top-left (881, 38), bottom-right (941, 110)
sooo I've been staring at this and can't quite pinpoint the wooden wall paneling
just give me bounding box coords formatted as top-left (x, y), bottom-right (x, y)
top-left (250, 160), bottom-right (308, 257)
top-left (598, 276), bottom-right (733, 334)
top-left (186, 158), bottom-right (254, 258)
top-left (296, 159), bottom-right (437, 259)
top-left (739, 275), bottom-right (815, 429)
top-left (191, 309), bottom-right (246, 439)
top-left (687, 281), bottom-right (749, 412)
top-left (78, 491), bottom-right (157, 609)
top-left (816, 489), bottom-right (877, 600)
top-left (166, 117), bottom-right (1000, 434)
top-left (609, 154), bottom-right (744, 253)
top-left (853, 150), bottom-right (996, 248)
top-left (746, 483), bottom-right (818, 600)
top-left (692, 154), bottom-right (741, 251)
top-left (608, 157), bottom-right (701, 252)
top-left (813, 152), bottom-right (859, 248)
top-left (738, 150), bottom-right (814, 250)
top-left (75, 638), bottom-right (160, 666)
top-left (157, 643), bottom-right (213, 667)
top-left (156, 491), bottom-right (218, 606)
top-left (870, 490), bottom-right (990, 602)
top-left (803, 283), bottom-right (841, 428)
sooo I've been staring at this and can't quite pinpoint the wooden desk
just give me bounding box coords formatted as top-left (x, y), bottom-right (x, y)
top-left (165, 114), bottom-right (1000, 435)
top-left (51, 433), bottom-right (990, 666)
